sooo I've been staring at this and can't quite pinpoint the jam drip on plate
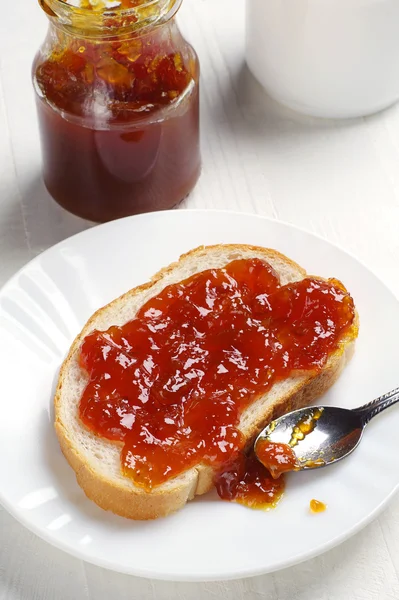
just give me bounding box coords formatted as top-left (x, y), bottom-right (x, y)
top-left (79, 258), bottom-right (355, 506)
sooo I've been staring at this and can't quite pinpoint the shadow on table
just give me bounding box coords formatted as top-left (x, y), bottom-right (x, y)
top-left (209, 61), bottom-right (399, 144)
top-left (1, 173), bottom-right (94, 264)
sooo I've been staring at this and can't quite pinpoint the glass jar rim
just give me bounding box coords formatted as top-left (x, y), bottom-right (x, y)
top-left (39, 0), bottom-right (182, 36)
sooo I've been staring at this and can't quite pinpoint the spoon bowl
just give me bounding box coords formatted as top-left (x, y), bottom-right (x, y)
top-left (254, 386), bottom-right (399, 473)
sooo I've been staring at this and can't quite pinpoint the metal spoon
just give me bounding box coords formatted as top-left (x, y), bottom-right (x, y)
top-left (254, 386), bottom-right (399, 472)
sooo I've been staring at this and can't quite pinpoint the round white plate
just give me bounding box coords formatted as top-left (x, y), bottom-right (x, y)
top-left (0, 210), bottom-right (398, 582)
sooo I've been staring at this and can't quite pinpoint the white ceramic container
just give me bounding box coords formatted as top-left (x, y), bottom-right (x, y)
top-left (246, 0), bottom-right (399, 118)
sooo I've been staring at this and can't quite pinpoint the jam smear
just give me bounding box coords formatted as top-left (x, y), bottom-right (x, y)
top-left (255, 439), bottom-right (299, 480)
top-left (215, 452), bottom-right (285, 510)
top-left (310, 499), bottom-right (327, 513)
top-left (289, 408), bottom-right (324, 447)
top-left (79, 258), bottom-right (356, 505)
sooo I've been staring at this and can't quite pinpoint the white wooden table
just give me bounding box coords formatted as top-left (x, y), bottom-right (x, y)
top-left (2, 0), bottom-right (399, 598)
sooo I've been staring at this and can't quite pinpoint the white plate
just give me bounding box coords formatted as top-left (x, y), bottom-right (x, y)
top-left (0, 209), bottom-right (398, 582)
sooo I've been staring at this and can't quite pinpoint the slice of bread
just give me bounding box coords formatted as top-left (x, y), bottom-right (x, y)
top-left (54, 244), bottom-right (358, 520)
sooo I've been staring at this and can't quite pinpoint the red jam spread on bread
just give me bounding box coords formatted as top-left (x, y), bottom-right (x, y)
top-left (78, 258), bottom-right (355, 507)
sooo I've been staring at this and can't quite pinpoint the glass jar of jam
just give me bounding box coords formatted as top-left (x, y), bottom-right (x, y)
top-left (33, 0), bottom-right (201, 222)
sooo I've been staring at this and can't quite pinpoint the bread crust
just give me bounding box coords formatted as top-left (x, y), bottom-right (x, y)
top-left (54, 244), bottom-right (358, 520)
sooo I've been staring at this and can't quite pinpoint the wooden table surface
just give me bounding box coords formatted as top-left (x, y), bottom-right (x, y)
top-left (1, 0), bottom-right (399, 598)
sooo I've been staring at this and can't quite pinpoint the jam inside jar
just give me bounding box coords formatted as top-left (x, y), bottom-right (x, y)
top-left (33, 0), bottom-right (201, 222)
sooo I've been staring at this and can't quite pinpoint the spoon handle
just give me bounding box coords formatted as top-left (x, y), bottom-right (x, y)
top-left (354, 386), bottom-right (399, 425)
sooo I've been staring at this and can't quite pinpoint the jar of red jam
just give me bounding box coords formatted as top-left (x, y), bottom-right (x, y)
top-left (33, 0), bottom-right (201, 222)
